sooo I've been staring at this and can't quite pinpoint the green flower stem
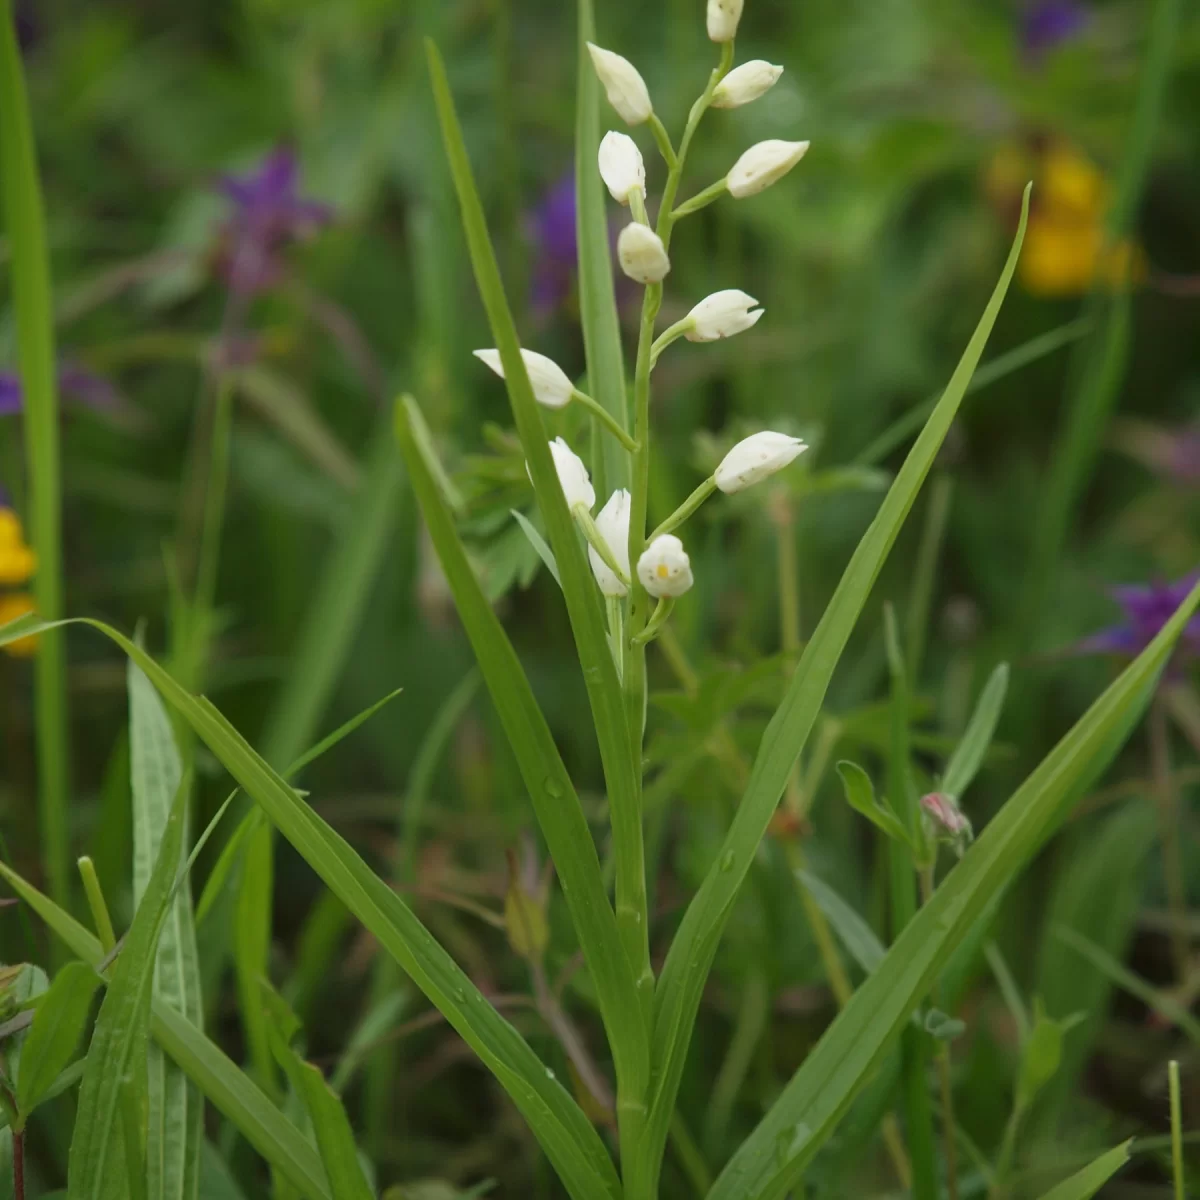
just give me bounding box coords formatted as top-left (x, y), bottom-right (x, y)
top-left (573, 506), bottom-right (630, 588)
top-left (606, 596), bottom-right (625, 682)
top-left (1170, 1060), bottom-right (1185, 1200)
top-left (633, 597), bottom-right (675, 646)
top-left (77, 856), bottom-right (116, 953)
top-left (649, 317), bottom-right (695, 368)
top-left (921, 866), bottom-right (960, 1200)
top-left (671, 177), bottom-right (729, 221)
top-left (571, 388), bottom-right (640, 451)
top-left (0, 0), bottom-right (71, 914)
top-left (648, 113), bottom-right (678, 170)
top-left (629, 189), bottom-right (650, 227)
top-left (648, 477), bottom-right (717, 541)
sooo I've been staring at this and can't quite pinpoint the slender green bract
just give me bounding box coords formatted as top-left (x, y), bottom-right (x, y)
top-left (0, 612), bottom-right (621, 1200)
top-left (634, 189), bottom-right (1033, 1194)
top-left (708, 582), bottom-right (1200, 1200)
top-left (0, 0), bottom-right (70, 911)
top-left (0, 862), bottom-right (333, 1200)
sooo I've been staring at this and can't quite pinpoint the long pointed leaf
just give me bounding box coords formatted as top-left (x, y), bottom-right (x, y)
top-left (130, 660), bottom-right (202, 1200)
top-left (1037, 1141), bottom-right (1131, 1200)
top-left (638, 189), bottom-right (1033, 1189)
top-left (708, 581), bottom-right (1200, 1200)
top-left (0, 614), bottom-right (620, 1200)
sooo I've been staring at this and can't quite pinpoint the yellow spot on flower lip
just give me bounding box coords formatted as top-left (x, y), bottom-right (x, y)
top-left (656, 564), bottom-right (669, 578)
top-left (0, 593), bottom-right (38, 657)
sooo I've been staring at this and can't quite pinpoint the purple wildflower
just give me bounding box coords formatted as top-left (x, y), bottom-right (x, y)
top-left (14, 0), bottom-right (38, 52)
top-left (1021, 1), bottom-right (1089, 62)
top-left (0, 365), bottom-right (116, 413)
top-left (214, 148), bottom-right (332, 296)
top-left (1077, 573), bottom-right (1200, 661)
top-left (527, 173), bottom-right (578, 315)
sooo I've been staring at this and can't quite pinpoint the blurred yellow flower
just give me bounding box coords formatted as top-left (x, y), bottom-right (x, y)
top-left (986, 138), bottom-right (1144, 296)
top-left (0, 508), bottom-right (36, 586)
top-left (0, 593), bottom-right (38, 657)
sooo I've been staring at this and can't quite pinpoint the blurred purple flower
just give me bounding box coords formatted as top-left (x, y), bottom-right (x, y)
top-left (215, 148), bottom-right (333, 296)
top-left (527, 173), bottom-right (578, 315)
top-left (1077, 573), bottom-right (1200, 661)
top-left (1022, 1), bottom-right (1089, 61)
top-left (0, 364), bottom-right (116, 413)
top-left (14, 0), bottom-right (38, 52)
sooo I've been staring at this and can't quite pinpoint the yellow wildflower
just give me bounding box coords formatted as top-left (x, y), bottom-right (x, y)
top-left (0, 509), bottom-right (36, 586)
top-left (0, 593), bottom-right (38, 657)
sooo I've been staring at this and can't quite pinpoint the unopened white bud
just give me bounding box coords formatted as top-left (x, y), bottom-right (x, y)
top-left (727, 139), bottom-right (810, 199)
top-left (589, 489), bottom-right (632, 597)
top-left (586, 43), bottom-right (653, 126)
top-left (714, 431), bottom-right (807, 493)
top-left (637, 534), bottom-right (693, 598)
top-left (707, 0), bottom-right (744, 42)
top-left (528, 437), bottom-right (595, 511)
top-left (598, 131), bottom-right (646, 205)
top-left (712, 61), bottom-right (783, 109)
top-left (473, 348), bottom-right (575, 410)
top-left (617, 223), bottom-right (670, 284)
top-left (684, 289), bottom-right (763, 342)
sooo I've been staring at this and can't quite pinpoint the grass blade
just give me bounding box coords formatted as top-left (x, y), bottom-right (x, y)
top-left (0, 613), bottom-right (622, 1200)
top-left (0, 863), bottom-right (333, 1200)
top-left (396, 394), bottom-right (648, 1140)
top-left (574, 0), bottom-right (630, 495)
top-left (639, 189), bottom-right (1032, 1193)
top-left (942, 663), bottom-right (1010, 799)
top-left (0, 0), bottom-right (70, 911)
top-left (707, 581), bottom-right (1200, 1200)
top-left (795, 870), bottom-right (885, 976)
top-left (426, 39), bottom-right (652, 1059)
top-left (130, 660), bottom-right (203, 1200)
top-left (1036, 1140), bottom-right (1131, 1200)
top-left (67, 770), bottom-right (189, 1199)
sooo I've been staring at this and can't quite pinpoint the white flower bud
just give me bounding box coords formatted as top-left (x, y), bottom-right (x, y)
top-left (617, 222), bottom-right (670, 284)
top-left (588, 489), bottom-right (632, 597)
top-left (586, 43), bottom-right (653, 126)
top-left (726, 139), bottom-right (810, 199)
top-left (714, 431), bottom-right (807, 493)
top-left (707, 0), bottom-right (744, 42)
top-left (712, 61), bottom-right (783, 109)
top-left (637, 534), bottom-right (694, 598)
top-left (473, 348), bottom-right (575, 409)
top-left (598, 131), bottom-right (646, 205)
top-left (684, 289), bottom-right (764, 342)
top-left (528, 437), bottom-right (595, 511)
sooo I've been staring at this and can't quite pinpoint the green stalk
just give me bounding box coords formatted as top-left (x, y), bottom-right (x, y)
top-left (906, 472), bottom-right (953, 681)
top-left (885, 608), bottom-right (939, 1200)
top-left (77, 856), bottom-right (116, 952)
top-left (1170, 1060), bottom-right (1185, 1200)
top-left (0, 0), bottom-right (71, 912)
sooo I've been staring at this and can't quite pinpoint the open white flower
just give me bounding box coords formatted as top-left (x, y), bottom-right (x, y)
top-left (714, 431), bottom-right (807, 493)
top-left (617, 223), bottom-right (670, 284)
top-left (586, 43), bottom-right (653, 125)
top-left (588, 489), bottom-right (632, 596)
top-left (726, 139), bottom-right (810, 199)
top-left (707, 0), bottom-right (744, 42)
top-left (598, 131), bottom-right (646, 205)
top-left (528, 437), bottom-right (595, 511)
top-left (473, 348), bottom-right (575, 409)
top-left (712, 61), bottom-right (783, 109)
top-left (637, 534), bottom-right (694, 598)
top-left (684, 290), bottom-right (764, 342)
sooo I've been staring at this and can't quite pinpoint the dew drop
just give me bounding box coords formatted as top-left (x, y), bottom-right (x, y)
top-left (545, 1067), bottom-right (556, 1080)
top-left (720, 850), bottom-right (736, 872)
top-left (544, 777), bottom-right (564, 799)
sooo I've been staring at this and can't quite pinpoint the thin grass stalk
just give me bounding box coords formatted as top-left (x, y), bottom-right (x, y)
top-left (1170, 1060), bottom-right (1185, 1200)
top-left (0, 0), bottom-right (70, 912)
top-left (1149, 695), bottom-right (1191, 982)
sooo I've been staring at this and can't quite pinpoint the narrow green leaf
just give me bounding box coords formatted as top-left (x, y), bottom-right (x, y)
top-left (0, 615), bottom-right (621, 1200)
top-left (265, 1013), bottom-right (373, 1200)
top-left (1037, 1141), bottom-right (1132, 1200)
top-left (835, 761), bottom-right (911, 848)
top-left (942, 663), bottom-right (1010, 799)
top-left (706, 580), bottom-right (1200, 1200)
top-left (15, 962), bottom-right (99, 1118)
top-left (425, 40), bottom-right (651, 1049)
top-left (641, 191), bottom-right (1033, 1193)
top-left (397, 394), bottom-right (648, 1147)
top-left (0, 863), bottom-right (332, 1200)
top-left (195, 810), bottom-right (261, 931)
top-left (68, 770), bottom-right (189, 1200)
top-left (574, 0), bottom-right (629, 495)
top-left (511, 510), bottom-right (561, 588)
top-left (0, 0), bottom-right (70, 913)
top-left (795, 871), bottom-right (885, 976)
top-left (130, 659), bottom-right (202, 1200)
top-left (285, 688), bottom-right (405, 780)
